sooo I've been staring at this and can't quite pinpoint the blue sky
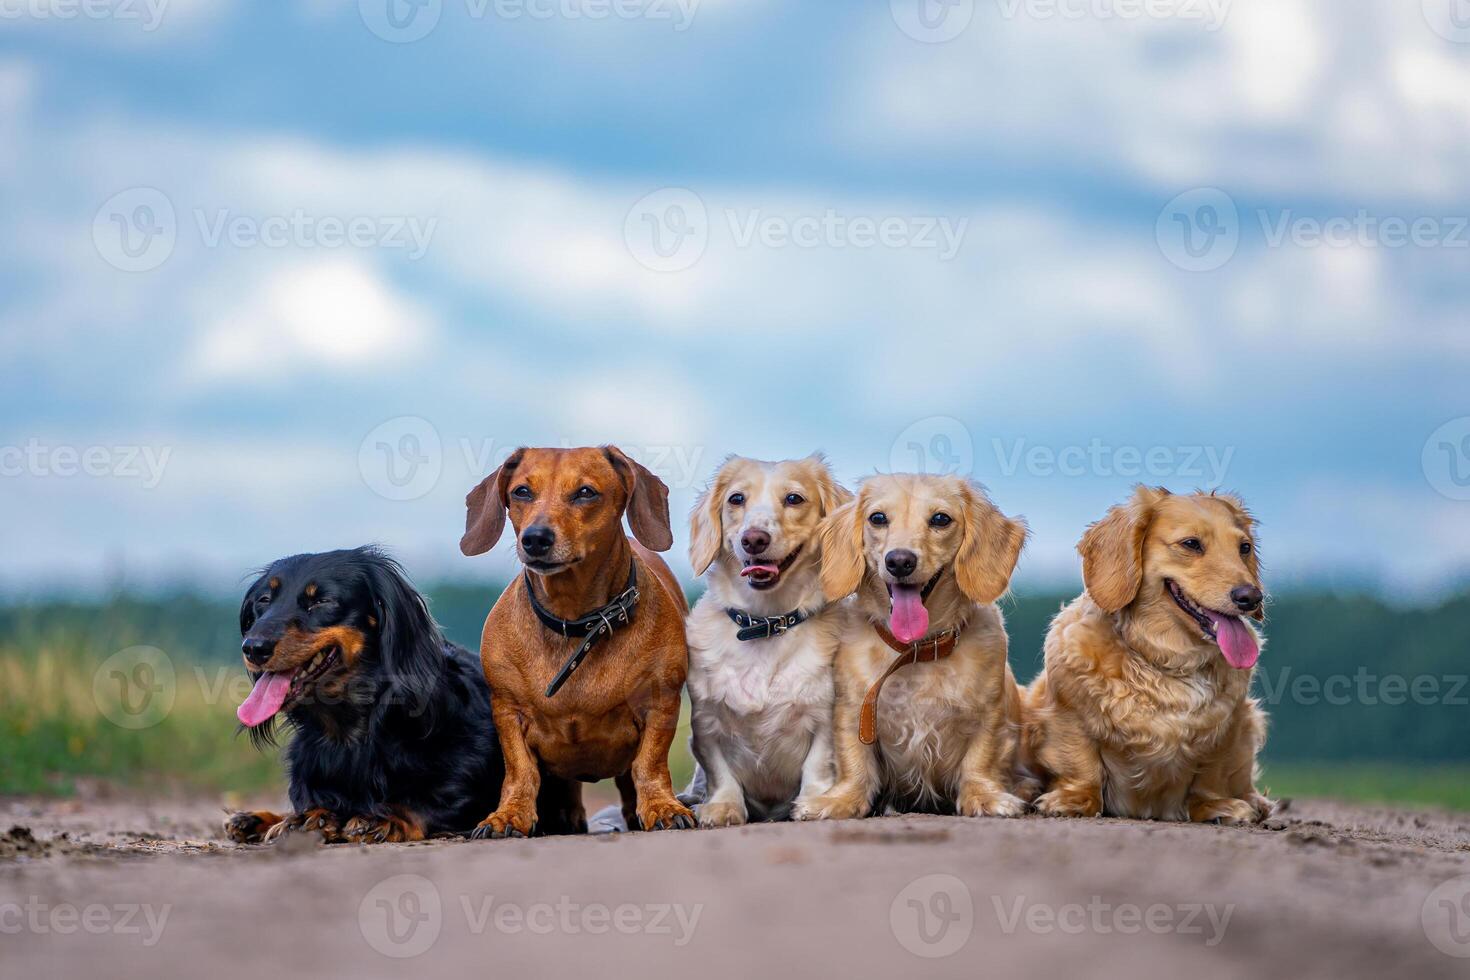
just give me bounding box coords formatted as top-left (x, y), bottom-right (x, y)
top-left (2, 0), bottom-right (1468, 598)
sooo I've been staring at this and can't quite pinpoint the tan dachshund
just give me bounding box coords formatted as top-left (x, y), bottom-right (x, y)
top-left (1023, 486), bottom-right (1276, 824)
top-left (460, 446), bottom-right (695, 837)
top-left (798, 474), bottom-right (1031, 820)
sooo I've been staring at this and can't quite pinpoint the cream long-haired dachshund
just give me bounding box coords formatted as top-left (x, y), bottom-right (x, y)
top-left (1023, 486), bottom-right (1276, 824)
top-left (679, 454), bottom-right (852, 826)
top-left (797, 474), bottom-right (1030, 820)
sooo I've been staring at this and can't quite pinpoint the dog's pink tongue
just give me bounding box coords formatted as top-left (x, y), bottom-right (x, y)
top-left (237, 671), bottom-right (293, 727)
top-left (1207, 612), bottom-right (1260, 669)
top-left (740, 564), bottom-right (780, 578)
top-left (889, 584), bottom-right (929, 645)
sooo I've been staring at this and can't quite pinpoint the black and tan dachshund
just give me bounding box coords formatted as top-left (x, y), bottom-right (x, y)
top-left (223, 547), bottom-right (520, 843)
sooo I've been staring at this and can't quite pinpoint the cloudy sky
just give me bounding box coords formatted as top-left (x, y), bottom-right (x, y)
top-left (2, 0), bottom-right (1468, 598)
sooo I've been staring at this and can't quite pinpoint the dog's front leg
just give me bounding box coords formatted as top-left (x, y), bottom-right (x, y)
top-left (956, 701), bottom-right (1027, 818)
top-left (691, 734), bottom-right (747, 828)
top-left (795, 685), bottom-right (877, 820)
top-left (1031, 705), bottom-right (1104, 818)
top-left (473, 699), bottom-right (541, 839)
top-left (629, 687), bottom-right (697, 831)
top-left (791, 721), bottom-right (836, 817)
top-left (1187, 699), bottom-right (1275, 825)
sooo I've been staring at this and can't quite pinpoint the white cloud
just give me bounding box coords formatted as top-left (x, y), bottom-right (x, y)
top-left (848, 0), bottom-right (1470, 201)
top-left (188, 258), bottom-right (434, 382)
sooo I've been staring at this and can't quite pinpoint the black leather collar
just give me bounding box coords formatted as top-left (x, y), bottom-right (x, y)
top-left (725, 607), bottom-right (809, 642)
top-left (525, 559), bottom-right (639, 698)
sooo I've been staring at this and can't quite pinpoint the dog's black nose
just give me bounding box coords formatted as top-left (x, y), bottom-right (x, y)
top-left (740, 529), bottom-right (771, 555)
top-left (521, 525), bottom-right (555, 558)
top-left (1231, 585), bottom-right (1263, 613)
top-left (885, 549), bottom-right (918, 579)
top-left (242, 637), bottom-right (275, 667)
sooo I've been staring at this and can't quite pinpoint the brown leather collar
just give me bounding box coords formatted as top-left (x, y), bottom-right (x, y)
top-left (860, 624), bottom-right (960, 745)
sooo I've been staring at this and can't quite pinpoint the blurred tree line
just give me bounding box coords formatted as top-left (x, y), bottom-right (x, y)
top-left (3, 585), bottom-right (1465, 764)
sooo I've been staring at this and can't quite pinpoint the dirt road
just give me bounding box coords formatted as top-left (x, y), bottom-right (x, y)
top-left (3, 794), bottom-right (1469, 978)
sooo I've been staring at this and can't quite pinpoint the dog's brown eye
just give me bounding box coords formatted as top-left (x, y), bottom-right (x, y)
top-left (929, 512), bottom-right (953, 528)
top-left (869, 512), bottom-right (888, 527)
top-left (727, 492), bottom-right (746, 506)
top-left (573, 485), bottom-right (599, 501)
top-left (1240, 542), bottom-right (1252, 557)
top-left (255, 594), bottom-right (271, 607)
top-left (511, 485), bottom-right (532, 500)
top-left (784, 493), bottom-right (805, 506)
top-left (1181, 538), bottom-right (1204, 553)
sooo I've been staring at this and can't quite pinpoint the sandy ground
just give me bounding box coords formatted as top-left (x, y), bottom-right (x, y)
top-left (3, 794), bottom-right (1470, 978)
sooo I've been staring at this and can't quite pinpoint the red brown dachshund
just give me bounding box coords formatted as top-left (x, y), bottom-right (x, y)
top-left (460, 446), bottom-right (695, 837)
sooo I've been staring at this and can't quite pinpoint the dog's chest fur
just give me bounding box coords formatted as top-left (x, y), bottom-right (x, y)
top-left (686, 602), bottom-right (837, 805)
top-left (840, 609), bottom-right (1008, 809)
top-left (1055, 607), bottom-right (1251, 818)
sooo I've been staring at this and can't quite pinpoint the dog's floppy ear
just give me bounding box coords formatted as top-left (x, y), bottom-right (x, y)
top-left (806, 452), bottom-right (853, 517)
top-left (1079, 485), bottom-right (1164, 613)
top-left (818, 494), bottom-right (865, 601)
top-left (362, 550), bottom-right (444, 731)
top-left (460, 448), bottom-right (525, 557)
top-left (604, 446), bottom-right (674, 552)
top-left (955, 482), bottom-right (1028, 605)
top-left (688, 462), bottom-right (730, 576)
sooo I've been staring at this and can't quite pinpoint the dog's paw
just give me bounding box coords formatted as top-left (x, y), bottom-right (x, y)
top-left (264, 808), bottom-right (343, 843)
top-left (1245, 792), bottom-right (1277, 821)
top-left (1034, 790), bottom-right (1102, 819)
top-left (1191, 797), bottom-right (1261, 826)
top-left (798, 793), bottom-right (870, 821)
top-left (791, 797), bottom-right (824, 821)
top-left (959, 789), bottom-right (1029, 819)
top-left (223, 810), bottom-right (283, 844)
top-left (471, 809), bottom-right (537, 840)
top-left (637, 799), bottom-right (697, 831)
top-left (343, 814), bottom-right (426, 844)
top-left (694, 801), bottom-right (746, 828)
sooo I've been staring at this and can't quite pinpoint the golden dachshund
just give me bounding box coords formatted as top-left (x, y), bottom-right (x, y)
top-left (1023, 486), bottom-right (1276, 824)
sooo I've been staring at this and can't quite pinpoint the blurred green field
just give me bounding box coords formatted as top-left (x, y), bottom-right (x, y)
top-left (1257, 762), bottom-right (1470, 812)
top-left (2, 585), bottom-right (1468, 812)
